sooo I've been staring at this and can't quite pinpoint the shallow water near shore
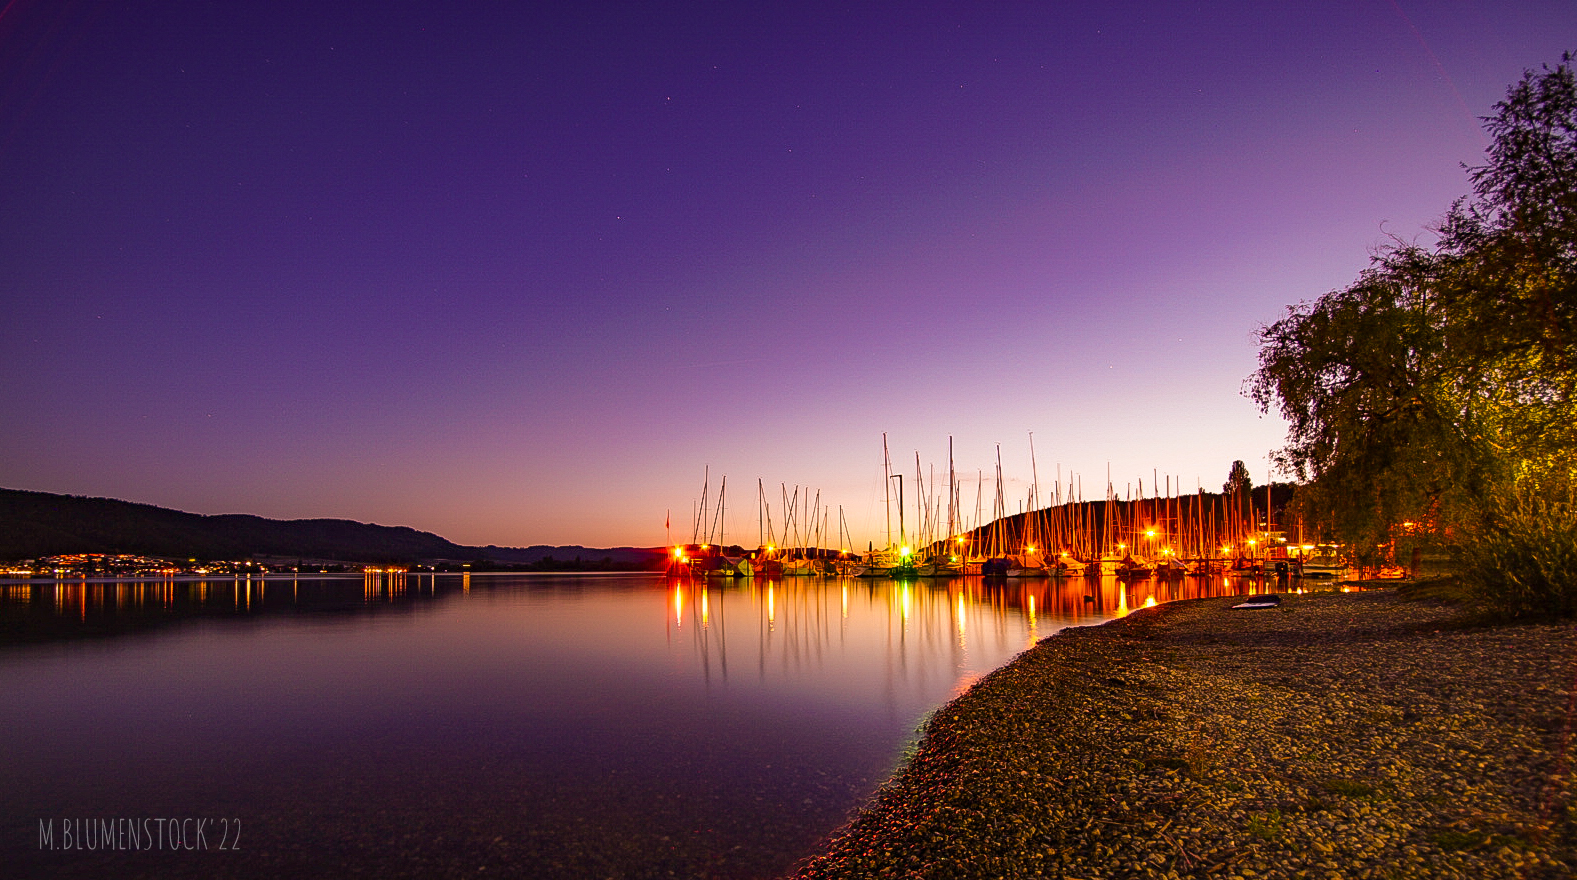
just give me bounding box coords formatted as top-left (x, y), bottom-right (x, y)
top-left (0, 572), bottom-right (1267, 878)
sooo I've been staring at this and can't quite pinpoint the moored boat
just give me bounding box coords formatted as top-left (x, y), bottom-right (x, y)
top-left (1298, 547), bottom-right (1348, 579)
top-left (1050, 553), bottom-right (1087, 577)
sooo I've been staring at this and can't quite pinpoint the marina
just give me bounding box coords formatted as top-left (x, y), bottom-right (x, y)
top-left (671, 439), bottom-right (1354, 584)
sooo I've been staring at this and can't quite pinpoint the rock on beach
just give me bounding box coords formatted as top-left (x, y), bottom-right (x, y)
top-left (791, 589), bottom-right (1577, 879)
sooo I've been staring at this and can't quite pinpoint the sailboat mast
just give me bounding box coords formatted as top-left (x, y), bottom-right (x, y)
top-left (883, 433), bottom-right (893, 550)
top-left (946, 436), bottom-right (956, 541)
top-left (694, 466), bottom-right (709, 544)
top-left (893, 473), bottom-right (905, 547)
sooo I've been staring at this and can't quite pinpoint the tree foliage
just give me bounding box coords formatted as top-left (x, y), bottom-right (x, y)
top-left (1223, 460), bottom-right (1251, 496)
top-left (1251, 55), bottom-right (1577, 560)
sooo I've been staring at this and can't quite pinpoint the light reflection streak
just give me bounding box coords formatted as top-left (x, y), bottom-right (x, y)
top-left (955, 592), bottom-right (966, 647)
top-left (654, 575), bottom-right (1295, 720)
top-left (4, 573), bottom-right (1335, 673)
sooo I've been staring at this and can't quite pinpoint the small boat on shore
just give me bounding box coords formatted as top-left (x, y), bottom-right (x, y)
top-left (1232, 594), bottom-right (1282, 609)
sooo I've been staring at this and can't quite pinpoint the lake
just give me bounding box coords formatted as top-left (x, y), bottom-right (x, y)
top-left (0, 572), bottom-right (1261, 878)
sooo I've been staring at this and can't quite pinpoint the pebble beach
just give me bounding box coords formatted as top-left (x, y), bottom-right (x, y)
top-left (791, 588), bottom-right (1577, 879)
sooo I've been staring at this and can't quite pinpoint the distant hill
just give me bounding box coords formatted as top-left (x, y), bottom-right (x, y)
top-left (0, 488), bottom-right (664, 568)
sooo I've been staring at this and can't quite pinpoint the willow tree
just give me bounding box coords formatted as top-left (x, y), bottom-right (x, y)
top-left (1434, 55), bottom-right (1577, 490)
top-left (1251, 55), bottom-right (1577, 569)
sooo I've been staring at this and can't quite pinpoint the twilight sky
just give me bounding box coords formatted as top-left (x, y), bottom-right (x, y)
top-left (1, 1), bottom-right (1571, 549)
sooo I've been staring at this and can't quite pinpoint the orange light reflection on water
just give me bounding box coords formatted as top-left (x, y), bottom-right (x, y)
top-left (955, 591), bottom-right (967, 644)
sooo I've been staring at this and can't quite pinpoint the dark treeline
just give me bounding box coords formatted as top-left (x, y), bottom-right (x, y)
top-left (0, 488), bottom-right (665, 569)
top-left (917, 484), bottom-right (1300, 559)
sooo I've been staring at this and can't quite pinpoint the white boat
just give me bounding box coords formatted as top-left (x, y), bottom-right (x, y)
top-left (1050, 554), bottom-right (1087, 577)
top-left (782, 557), bottom-right (818, 577)
top-left (1299, 551), bottom-right (1348, 579)
top-left (915, 556), bottom-right (962, 577)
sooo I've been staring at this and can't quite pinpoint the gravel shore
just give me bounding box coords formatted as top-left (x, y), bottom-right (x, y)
top-left (791, 588), bottom-right (1577, 879)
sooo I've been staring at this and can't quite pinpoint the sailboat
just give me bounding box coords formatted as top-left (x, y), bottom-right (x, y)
top-left (856, 435), bottom-right (918, 578)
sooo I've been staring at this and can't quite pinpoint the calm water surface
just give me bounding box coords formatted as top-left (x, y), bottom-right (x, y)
top-left (0, 572), bottom-right (1261, 878)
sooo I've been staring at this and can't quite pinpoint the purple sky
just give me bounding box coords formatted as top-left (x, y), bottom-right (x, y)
top-left (1, 1), bottom-right (1571, 549)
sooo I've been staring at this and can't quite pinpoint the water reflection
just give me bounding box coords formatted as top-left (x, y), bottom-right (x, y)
top-left (655, 574), bottom-right (1286, 711)
top-left (1, 571), bottom-right (1288, 879)
top-left (0, 571), bottom-right (1291, 645)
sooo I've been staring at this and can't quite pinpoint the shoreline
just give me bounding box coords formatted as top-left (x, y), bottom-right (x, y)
top-left (791, 589), bottom-right (1577, 879)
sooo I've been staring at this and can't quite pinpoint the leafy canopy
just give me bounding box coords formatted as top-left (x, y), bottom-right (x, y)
top-left (1251, 54), bottom-right (1577, 550)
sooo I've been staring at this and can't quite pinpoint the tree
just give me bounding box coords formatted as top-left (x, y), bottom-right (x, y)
top-left (1223, 461), bottom-right (1251, 496)
top-left (1251, 55), bottom-right (1577, 564)
top-left (1434, 54), bottom-right (1577, 489)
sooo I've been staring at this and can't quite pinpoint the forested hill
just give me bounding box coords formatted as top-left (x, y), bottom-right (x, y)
top-left (0, 488), bottom-right (661, 567)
